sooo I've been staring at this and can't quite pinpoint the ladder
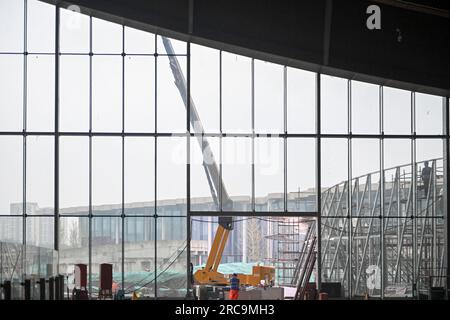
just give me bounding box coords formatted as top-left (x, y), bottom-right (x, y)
top-left (291, 221), bottom-right (315, 286)
top-left (293, 222), bottom-right (317, 300)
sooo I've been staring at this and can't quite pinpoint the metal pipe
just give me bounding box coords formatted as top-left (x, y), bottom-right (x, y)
top-left (88, 15), bottom-right (93, 299)
top-left (432, 161), bottom-right (437, 286)
top-left (412, 92), bottom-right (418, 298)
top-left (186, 40), bottom-right (192, 298)
top-left (121, 24), bottom-right (125, 291)
top-left (443, 96), bottom-right (450, 298)
top-left (347, 79), bottom-right (352, 298)
top-left (54, 0), bottom-right (60, 254)
top-left (316, 73), bottom-right (322, 294)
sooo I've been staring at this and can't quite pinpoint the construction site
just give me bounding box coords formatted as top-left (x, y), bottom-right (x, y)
top-left (0, 0), bottom-right (449, 302)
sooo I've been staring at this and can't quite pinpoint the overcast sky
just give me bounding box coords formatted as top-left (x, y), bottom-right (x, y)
top-left (0, 0), bottom-right (445, 214)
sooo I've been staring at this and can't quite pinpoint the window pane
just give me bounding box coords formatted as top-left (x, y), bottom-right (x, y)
top-left (0, 217), bottom-right (22, 243)
top-left (222, 137), bottom-right (252, 211)
top-left (321, 75), bottom-right (348, 134)
top-left (157, 56), bottom-right (186, 132)
top-left (222, 52), bottom-right (251, 133)
top-left (125, 217), bottom-right (155, 242)
top-left (92, 137), bottom-right (121, 210)
top-left (416, 93), bottom-right (443, 135)
top-left (125, 56), bottom-right (155, 133)
top-left (190, 217), bottom-right (209, 264)
top-left (255, 138), bottom-right (283, 211)
top-left (351, 81), bottom-right (379, 134)
top-left (0, 136), bottom-right (22, 215)
top-left (92, 18), bottom-right (122, 54)
top-left (321, 139), bottom-right (348, 189)
top-left (416, 139), bottom-right (443, 163)
top-left (255, 60), bottom-right (283, 133)
top-left (27, 55), bottom-right (55, 131)
top-left (352, 139), bottom-right (379, 178)
top-left (321, 218), bottom-right (348, 289)
top-left (383, 87), bottom-right (411, 135)
top-left (60, 55), bottom-right (89, 132)
top-left (287, 68), bottom-right (315, 133)
top-left (124, 137), bottom-right (155, 214)
top-left (27, 0), bottom-right (55, 53)
top-left (26, 217), bottom-right (54, 248)
top-left (384, 139), bottom-right (411, 169)
top-left (60, 137), bottom-right (89, 214)
top-left (157, 137), bottom-right (186, 215)
top-left (416, 139), bottom-right (443, 218)
top-left (384, 139), bottom-right (412, 223)
top-left (0, 0), bottom-right (24, 52)
top-left (125, 26), bottom-right (155, 54)
top-left (190, 137), bottom-right (220, 211)
top-left (157, 35), bottom-right (186, 55)
top-left (92, 217), bottom-right (122, 245)
top-left (287, 139), bottom-right (316, 212)
top-left (191, 44), bottom-right (219, 133)
top-left (1, 240), bottom-right (25, 298)
top-left (60, 6), bottom-right (90, 53)
top-left (0, 55), bottom-right (23, 131)
top-left (26, 217), bottom-right (56, 280)
top-left (59, 217), bottom-right (89, 286)
top-left (27, 136), bottom-right (54, 214)
top-left (156, 216), bottom-right (187, 297)
top-left (352, 139), bottom-right (380, 219)
top-left (92, 56), bottom-right (122, 132)
top-left (124, 217), bottom-right (155, 297)
top-left (91, 217), bottom-right (122, 298)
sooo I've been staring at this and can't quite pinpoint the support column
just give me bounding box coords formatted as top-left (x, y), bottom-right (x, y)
top-left (443, 97), bottom-right (449, 298)
top-left (316, 73), bottom-right (322, 294)
top-left (54, 1), bottom-right (60, 255)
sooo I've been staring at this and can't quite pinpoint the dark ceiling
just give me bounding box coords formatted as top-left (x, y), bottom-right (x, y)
top-left (42, 0), bottom-right (449, 96)
top-left (402, 0), bottom-right (450, 12)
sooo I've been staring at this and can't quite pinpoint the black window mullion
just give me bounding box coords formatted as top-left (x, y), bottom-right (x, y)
top-left (54, 2), bottom-right (60, 254)
top-left (154, 33), bottom-right (158, 299)
top-left (22, 0), bottom-right (28, 287)
top-left (88, 14), bottom-right (93, 298)
top-left (121, 24), bottom-right (126, 292)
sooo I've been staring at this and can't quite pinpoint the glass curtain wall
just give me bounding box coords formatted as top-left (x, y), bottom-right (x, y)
top-left (0, 0), bottom-right (447, 299)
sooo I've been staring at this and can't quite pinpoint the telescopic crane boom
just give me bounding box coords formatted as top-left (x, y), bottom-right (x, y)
top-left (162, 38), bottom-right (274, 286)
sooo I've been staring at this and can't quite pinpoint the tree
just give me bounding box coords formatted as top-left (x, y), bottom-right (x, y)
top-left (69, 221), bottom-right (79, 248)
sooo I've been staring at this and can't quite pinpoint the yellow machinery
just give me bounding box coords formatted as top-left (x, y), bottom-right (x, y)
top-left (162, 36), bottom-right (275, 288)
top-left (194, 223), bottom-right (275, 286)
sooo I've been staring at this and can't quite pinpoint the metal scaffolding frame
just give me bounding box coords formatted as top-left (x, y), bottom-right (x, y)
top-left (320, 158), bottom-right (446, 298)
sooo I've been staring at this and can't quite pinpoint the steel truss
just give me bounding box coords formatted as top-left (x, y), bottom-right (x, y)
top-left (320, 158), bottom-right (445, 298)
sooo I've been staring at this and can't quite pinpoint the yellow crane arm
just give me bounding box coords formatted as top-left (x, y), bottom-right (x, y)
top-left (205, 225), bottom-right (230, 273)
top-left (194, 224), bottom-right (230, 285)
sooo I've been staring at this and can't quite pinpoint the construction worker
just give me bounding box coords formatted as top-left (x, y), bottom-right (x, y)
top-left (421, 161), bottom-right (432, 197)
top-left (229, 273), bottom-right (240, 300)
top-left (112, 281), bottom-right (119, 295)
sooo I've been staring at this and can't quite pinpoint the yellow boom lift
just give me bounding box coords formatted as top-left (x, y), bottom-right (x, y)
top-left (162, 37), bottom-right (275, 287)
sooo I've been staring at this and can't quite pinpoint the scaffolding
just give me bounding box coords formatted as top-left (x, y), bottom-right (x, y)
top-left (320, 158), bottom-right (446, 298)
top-left (263, 218), bottom-right (307, 286)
